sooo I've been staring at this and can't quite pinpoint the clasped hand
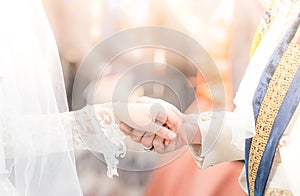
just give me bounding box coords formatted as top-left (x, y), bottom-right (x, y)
top-left (113, 97), bottom-right (200, 153)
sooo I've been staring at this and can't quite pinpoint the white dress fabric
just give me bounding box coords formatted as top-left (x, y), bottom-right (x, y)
top-left (0, 0), bottom-right (126, 195)
top-left (190, 1), bottom-right (300, 195)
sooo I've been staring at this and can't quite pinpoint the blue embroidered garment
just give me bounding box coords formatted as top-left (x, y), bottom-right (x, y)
top-left (245, 13), bottom-right (300, 196)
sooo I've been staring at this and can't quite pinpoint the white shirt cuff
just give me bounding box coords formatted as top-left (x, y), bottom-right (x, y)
top-left (190, 112), bottom-right (244, 169)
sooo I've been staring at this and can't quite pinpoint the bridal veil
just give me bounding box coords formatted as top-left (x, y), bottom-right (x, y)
top-left (0, 0), bottom-right (83, 195)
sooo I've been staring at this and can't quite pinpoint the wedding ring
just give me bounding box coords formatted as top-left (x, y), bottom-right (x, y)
top-left (143, 145), bottom-right (154, 152)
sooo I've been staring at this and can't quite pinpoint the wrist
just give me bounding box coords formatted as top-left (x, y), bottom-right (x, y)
top-left (191, 126), bottom-right (201, 145)
top-left (182, 114), bottom-right (201, 145)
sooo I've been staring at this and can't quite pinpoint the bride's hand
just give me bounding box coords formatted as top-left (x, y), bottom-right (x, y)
top-left (112, 99), bottom-right (180, 141)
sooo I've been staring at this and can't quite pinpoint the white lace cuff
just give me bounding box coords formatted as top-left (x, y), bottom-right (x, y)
top-left (73, 104), bottom-right (126, 178)
top-left (189, 112), bottom-right (244, 169)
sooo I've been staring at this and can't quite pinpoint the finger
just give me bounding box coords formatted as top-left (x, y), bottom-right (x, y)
top-left (156, 127), bottom-right (176, 140)
top-left (119, 122), bottom-right (133, 135)
top-left (137, 97), bottom-right (182, 131)
top-left (130, 134), bottom-right (142, 143)
top-left (165, 108), bottom-right (182, 133)
top-left (136, 97), bottom-right (167, 122)
top-left (152, 135), bottom-right (165, 152)
top-left (148, 122), bottom-right (177, 140)
top-left (129, 129), bottom-right (145, 143)
top-left (151, 103), bottom-right (168, 123)
top-left (120, 115), bottom-right (176, 140)
top-left (162, 139), bottom-right (177, 153)
top-left (164, 139), bottom-right (170, 146)
top-left (140, 132), bottom-right (155, 147)
top-left (131, 129), bottom-right (145, 137)
top-left (162, 123), bottom-right (170, 145)
top-left (150, 105), bottom-right (181, 132)
top-left (151, 108), bottom-right (181, 135)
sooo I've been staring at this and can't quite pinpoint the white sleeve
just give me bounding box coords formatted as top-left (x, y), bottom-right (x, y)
top-left (189, 112), bottom-right (244, 169)
top-left (2, 104), bottom-right (126, 178)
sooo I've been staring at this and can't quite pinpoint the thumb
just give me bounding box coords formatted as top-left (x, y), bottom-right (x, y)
top-left (146, 121), bottom-right (177, 140)
top-left (136, 96), bottom-right (153, 103)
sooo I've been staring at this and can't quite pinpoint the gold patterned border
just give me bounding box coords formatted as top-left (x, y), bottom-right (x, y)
top-left (265, 188), bottom-right (293, 196)
top-left (248, 27), bottom-right (300, 196)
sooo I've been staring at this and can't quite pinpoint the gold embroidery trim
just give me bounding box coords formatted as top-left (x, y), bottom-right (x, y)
top-left (248, 29), bottom-right (300, 196)
top-left (265, 188), bottom-right (293, 196)
top-left (249, 0), bottom-right (275, 59)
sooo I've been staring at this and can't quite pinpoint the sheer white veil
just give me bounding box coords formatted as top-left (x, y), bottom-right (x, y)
top-left (0, 0), bottom-right (82, 195)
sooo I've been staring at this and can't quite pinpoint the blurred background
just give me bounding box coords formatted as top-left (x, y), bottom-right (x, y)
top-left (42, 0), bottom-right (264, 195)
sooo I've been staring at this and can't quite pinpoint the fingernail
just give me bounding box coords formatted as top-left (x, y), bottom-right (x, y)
top-left (119, 123), bottom-right (128, 131)
top-left (165, 140), bottom-right (170, 145)
top-left (167, 132), bottom-right (176, 140)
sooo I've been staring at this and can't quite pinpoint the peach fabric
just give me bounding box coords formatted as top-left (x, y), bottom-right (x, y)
top-left (145, 152), bottom-right (245, 196)
top-left (144, 68), bottom-right (246, 196)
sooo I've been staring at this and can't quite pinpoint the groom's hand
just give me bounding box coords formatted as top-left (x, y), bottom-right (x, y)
top-left (117, 97), bottom-right (200, 153)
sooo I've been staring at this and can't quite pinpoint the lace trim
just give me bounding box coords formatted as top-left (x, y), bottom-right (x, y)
top-left (74, 104), bottom-right (126, 178)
